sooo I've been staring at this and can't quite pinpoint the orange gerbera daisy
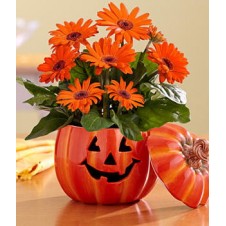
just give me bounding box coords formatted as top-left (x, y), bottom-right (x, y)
top-left (106, 77), bottom-right (144, 110)
top-left (96, 2), bottom-right (151, 43)
top-left (148, 24), bottom-right (166, 43)
top-left (38, 46), bottom-right (79, 83)
top-left (80, 37), bottom-right (136, 75)
top-left (147, 42), bottom-right (189, 84)
top-left (49, 19), bottom-right (98, 50)
top-left (56, 77), bottom-right (104, 113)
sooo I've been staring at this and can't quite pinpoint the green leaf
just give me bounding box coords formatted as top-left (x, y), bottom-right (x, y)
top-left (132, 61), bottom-right (147, 85)
top-left (139, 83), bottom-right (154, 99)
top-left (81, 109), bottom-right (114, 131)
top-left (17, 77), bottom-right (58, 108)
top-left (131, 52), bottom-right (158, 74)
top-left (70, 66), bottom-right (87, 83)
top-left (142, 54), bottom-right (158, 76)
top-left (24, 94), bottom-right (56, 106)
top-left (70, 59), bottom-right (95, 83)
top-left (137, 98), bottom-right (190, 131)
top-left (58, 81), bottom-right (70, 90)
top-left (25, 109), bottom-right (73, 140)
top-left (130, 52), bottom-right (141, 69)
top-left (16, 77), bottom-right (25, 85)
top-left (17, 77), bottom-right (53, 96)
top-left (110, 110), bottom-right (143, 141)
top-left (45, 85), bottom-right (60, 93)
top-left (130, 53), bottom-right (158, 86)
top-left (148, 82), bottom-right (187, 104)
top-left (109, 67), bottom-right (123, 82)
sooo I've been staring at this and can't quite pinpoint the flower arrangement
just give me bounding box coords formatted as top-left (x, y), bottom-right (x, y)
top-left (18, 2), bottom-right (190, 141)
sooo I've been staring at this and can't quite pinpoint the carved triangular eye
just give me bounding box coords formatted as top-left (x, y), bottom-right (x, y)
top-left (119, 137), bottom-right (132, 152)
top-left (88, 136), bottom-right (100, 152)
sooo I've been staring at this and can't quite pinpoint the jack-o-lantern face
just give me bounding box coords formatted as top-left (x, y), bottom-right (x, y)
top-left (81, 134), bottom-right (140, 182)
top-left (55, 125), bottom-right (157, 204)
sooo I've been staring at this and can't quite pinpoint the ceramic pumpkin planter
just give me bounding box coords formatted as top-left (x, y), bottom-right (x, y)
top-left (55, 125), bottom-right (157, 204)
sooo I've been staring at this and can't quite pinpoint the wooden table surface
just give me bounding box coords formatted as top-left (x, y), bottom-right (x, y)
top-left (17, 167), bottom-right (208, 226)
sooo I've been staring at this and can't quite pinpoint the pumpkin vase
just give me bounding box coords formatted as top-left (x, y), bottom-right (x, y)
top-left (55, 125), bottom-right (157, 204)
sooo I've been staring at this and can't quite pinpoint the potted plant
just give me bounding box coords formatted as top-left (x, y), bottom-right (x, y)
top-left (17, 2), bottom-right (208, 206)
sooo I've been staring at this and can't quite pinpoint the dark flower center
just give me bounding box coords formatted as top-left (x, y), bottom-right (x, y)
top-left (162, 58), bottom-right (173, 70)
top-left (118, 90), bottom-right (131, 99)
top-left (53, 60), bottom-right (65, 71)
top-left (67, 32), bottom-right (82, 41)
top-left (117, 19), bottom-right (133, 30)
top-left (74, 91), bottom-right (88, 99)
top-left (101, 55), bottom-right (117, 63)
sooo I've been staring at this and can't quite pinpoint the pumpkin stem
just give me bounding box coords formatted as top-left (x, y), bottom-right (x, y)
top-left (182, 138), bottom-right (209, 170)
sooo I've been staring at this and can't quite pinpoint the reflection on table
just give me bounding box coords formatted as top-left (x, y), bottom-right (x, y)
top-left (17, 167), bottom-right (208, 226)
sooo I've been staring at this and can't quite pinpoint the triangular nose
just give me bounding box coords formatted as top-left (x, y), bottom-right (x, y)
top-left (104, 153), bottom-right (116, 165)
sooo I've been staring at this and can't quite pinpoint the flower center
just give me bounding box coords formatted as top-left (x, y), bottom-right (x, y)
top-left (66, 32), bottom-right (82, 41)
top-left (101, 55), bottom-right (117, 63)
top-left (182, 138), bottom-right (209, 170)
top-left (74, 91), bottom-right (88, 100)
top-left (118, 90), bottom-right (131, 99)
top-left (53, 60), bottom-right (65, 71)
top-left (117, 19), bottom-right (133, 30)
top-left (162, 58), bottom-right (173, 70)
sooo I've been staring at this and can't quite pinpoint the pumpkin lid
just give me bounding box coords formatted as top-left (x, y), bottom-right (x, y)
top-left (146, 123), bottom-right (209, 208)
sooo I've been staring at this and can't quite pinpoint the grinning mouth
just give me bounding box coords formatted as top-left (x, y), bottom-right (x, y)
top-left (81, 158), bottom-right (140, 182)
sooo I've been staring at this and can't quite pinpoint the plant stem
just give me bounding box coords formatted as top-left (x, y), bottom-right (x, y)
top-left (144, 39), bottom-right (152, 53)
top-left (138, 39), bottom-right (153, 62)
top-left (117, 104), bottom-right (122, 115)
top-left (103, 70), bottom-right (110, 118)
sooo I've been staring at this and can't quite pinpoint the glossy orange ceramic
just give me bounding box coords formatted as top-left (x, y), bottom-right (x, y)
top-left (55, 125), bottom-right (157, 204)
top-left (146, 123), bottom-right (209, 208)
